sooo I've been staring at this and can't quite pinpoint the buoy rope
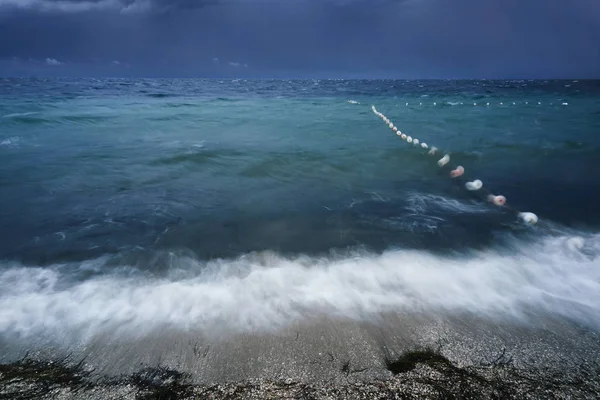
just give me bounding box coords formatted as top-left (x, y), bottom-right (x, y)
top-left (371, 105), bottom-right (539, 225)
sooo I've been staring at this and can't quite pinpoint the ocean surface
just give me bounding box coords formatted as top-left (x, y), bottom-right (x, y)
top-left (1, 78), bottom-right (599, 354)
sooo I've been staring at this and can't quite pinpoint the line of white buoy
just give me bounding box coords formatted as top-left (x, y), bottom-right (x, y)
top-left (371, 105), bottom-right (539, 224)
top-left (392, 101), bottom-right (568, 107)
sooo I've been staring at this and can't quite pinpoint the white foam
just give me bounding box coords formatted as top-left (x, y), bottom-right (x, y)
top-left (0, 136), bottom-right (20, 147)
top-left (2, 112), bottom-right (38, 118)
top-left (0, 235), bottom-right (598, 342)
top-left (404, 193), bottom-right (488, 215)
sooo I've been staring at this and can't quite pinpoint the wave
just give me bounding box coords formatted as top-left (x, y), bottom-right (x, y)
top-left (1, 233), bottom-right (598, 343)
top-left (404, 193), bottom-right (489, 215)
top-left (145, 93), bottom-right (174, 98)
top-left (2, 112), bottom-right (39, 119)
top-left (0, 136), bottom-right (20, 147)
top-left (0, 113), bottom-right (114, 126)
top-left (149, 148), bottom-right (246, 167)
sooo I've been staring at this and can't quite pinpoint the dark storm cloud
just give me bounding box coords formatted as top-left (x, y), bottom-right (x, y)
top-left (0, 0), bottom-right (599, 78)
top-left (0, 0), bottom-right (219, 14)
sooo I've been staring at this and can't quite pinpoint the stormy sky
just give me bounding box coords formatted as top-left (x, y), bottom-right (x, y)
top-left (0, 0), bottom-right (599, 78)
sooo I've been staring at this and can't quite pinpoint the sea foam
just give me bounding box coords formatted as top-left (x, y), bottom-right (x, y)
top-left (0, 233), bottom-right (598, 343)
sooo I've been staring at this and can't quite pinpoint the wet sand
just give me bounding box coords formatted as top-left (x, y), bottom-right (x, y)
top-left (2, 312), bottom-right (599, 398)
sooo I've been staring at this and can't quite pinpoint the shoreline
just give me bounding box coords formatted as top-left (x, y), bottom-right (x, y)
top-left (2, 345), bottom-right (599, 399)
top-left (2, 313), bottom-right (600, 398)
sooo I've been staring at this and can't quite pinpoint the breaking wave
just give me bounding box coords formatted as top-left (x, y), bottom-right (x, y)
top-left (1, 232), bottom-right (598, 344)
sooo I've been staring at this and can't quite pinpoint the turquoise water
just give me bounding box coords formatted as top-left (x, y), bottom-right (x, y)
top-left (0, 78), bottom-right (599, 348)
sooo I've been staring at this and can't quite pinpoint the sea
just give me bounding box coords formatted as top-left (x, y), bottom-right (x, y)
top-left (0, 78), bottom-right (599, 368)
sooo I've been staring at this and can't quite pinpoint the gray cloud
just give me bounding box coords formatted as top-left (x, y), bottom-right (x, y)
top-left (227, 61), bottom-right (247, 68)
top-left (0, 0), bottom-right (222, 14)
top-left (0, 0), bottom-right (598, 78)
top-left (45, 57), bottom-right (62, 65)
top-left (0, 0), bottom-right (406, 15)
top-left (0, 0), bottom-right (128, 13)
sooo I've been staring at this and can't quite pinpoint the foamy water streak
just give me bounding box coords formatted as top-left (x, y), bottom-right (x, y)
top-left (1, 233), bottom-right (599, 342)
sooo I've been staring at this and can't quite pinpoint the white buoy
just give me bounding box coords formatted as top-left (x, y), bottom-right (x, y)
top-left (488, 195), bottom-right (506, 206)
top-left (562, 102), bottom-right (568, 106)
top-left (434, 102), bottom-right (437, 106)
top-left (407, 136), bottom-right (413, 143)
top-left (486, 103), bottom-right (490, 106)
top-left (388, 122), bottom-right (394, 128)
top-left (449, 166), bottom-right (464, 178)
top-left (393, 126), bottom-right (398, 132)
top-left (518, 212), bottom-right (538, 224)
top-left (421, 143), bottom-right (428, 149)
top-left (437, 154), bottom-right (450, 167)
top-left (500, 102), bottom-right (503, 105)
top-left (474, 103), bottom-right (477, 106)
top-left (396, 131), bottom-right (402, 136)
top-left (401, 134), bottom-right (407, 140)
top-left (465, 180), bottom-right (483, 191)
top-left (428, 147), bottom-right (438, 155)
top-left (526, 102), bottom-right (528, 105)
top-left (413, 138), bottom-right (419, 145)
top-left (406, 102), bottom-right (408, 106)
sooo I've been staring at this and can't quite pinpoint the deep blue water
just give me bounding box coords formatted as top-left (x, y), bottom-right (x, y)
top-left (0, 78), bottom-right (599, 349)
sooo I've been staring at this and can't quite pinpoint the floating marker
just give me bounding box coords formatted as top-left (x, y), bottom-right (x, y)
top-left (437, 154), bottom-right (450, 167)
top-left (488, 195), bottom-right (506, 206)
top-left (562, 102), bottom-right (568, 106)
top-left (434, 102), bottom-right (437, 106)
top-left (419, 103), bottom-right (422, 106)
top-left (487, 102), bottom-right (490, 106)
top-left (500, 102), bottom-right (503, 105)
top-left (449, 166), bottom-right (464, 178)
top-left (518, 212), bottom-right (538, 224)
top-left (465, 180), bottom-right (483, 191)
top-left (372, 105), bottom-right (540, 224)
top-left (513, 102), bottom-right (516, 105)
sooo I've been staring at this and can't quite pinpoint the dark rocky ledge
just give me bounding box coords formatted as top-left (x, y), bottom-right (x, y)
top-left (2, 347), bottom-right (599, 399)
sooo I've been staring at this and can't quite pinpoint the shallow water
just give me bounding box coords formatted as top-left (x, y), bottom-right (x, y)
top-left (1, 78), bottom-right (599, 352)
